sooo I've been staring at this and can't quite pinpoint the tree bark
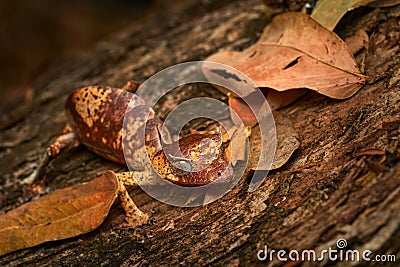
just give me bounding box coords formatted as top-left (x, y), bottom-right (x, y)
top-left (0, 1), bottom-right (399, 266)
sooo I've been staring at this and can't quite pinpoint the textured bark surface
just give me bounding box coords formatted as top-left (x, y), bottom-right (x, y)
top-left (1, 1), bottom-right (399, 266)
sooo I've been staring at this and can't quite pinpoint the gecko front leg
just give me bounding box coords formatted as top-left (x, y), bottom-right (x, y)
top-left (115, 171), bottom-right (149, 228)
top-left (24, 124), bottom-right (79, 184)
top-left (47, 125), bottom-right (79, 157)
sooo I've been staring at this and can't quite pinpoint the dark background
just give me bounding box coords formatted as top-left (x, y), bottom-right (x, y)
top-left (0, 0), bottom-right (207, 113)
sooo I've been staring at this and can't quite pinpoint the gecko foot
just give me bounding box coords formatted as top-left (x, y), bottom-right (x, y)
top-left (118, 213), bottom-right (149, 229)
top-left (117, 178), bottom-right (149, 228)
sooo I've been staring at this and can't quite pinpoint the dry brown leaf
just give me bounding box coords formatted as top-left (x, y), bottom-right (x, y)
top-left (0, 171), bottom-right (119, 256)
top-left (311, 0), bottom-right (374, 30)
top-left (228, 90), bottom-right (307, 122)
top-left (224, 124), bottom-right (248, 165)
top-left (228, 93), bottom-right (258, 127)
top-left (345, 29), bottom-right (369, 56)
top-left (261, 89), bottom-right (307, 110)
top-left (248, 113), bottom-right (300, 170)
top-left (345, 29), bottom-right (369, 73)
top-left (205, 12), bottom-right (366, 99)
top-left (312, 0), bottom-right (400, 30)
top-left (227, 95), bottom-right (299, 170)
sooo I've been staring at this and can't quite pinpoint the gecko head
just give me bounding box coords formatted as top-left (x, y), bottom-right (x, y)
top-left (151, 132), bottom-right (233, 186)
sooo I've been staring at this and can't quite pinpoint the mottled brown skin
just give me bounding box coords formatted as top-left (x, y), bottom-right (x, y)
top-left (152, 133), bottom-right (233, 186)
top-left (66, 86), bottom-right (232, 185)
top-left (67, 86), bottom-right (139, 164)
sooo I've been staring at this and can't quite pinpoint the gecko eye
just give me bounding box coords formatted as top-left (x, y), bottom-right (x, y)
top-left (173, 159), bottom-right (193, 172)
top-left (168, 154), bottom-right (193, 173)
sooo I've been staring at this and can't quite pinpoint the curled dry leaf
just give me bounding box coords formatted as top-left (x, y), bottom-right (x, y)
top-left (268, 114), bottom-right (300, 170)
top-left (224, 124), bottom-right (248, 165)
top-left (248, 113), bottom-right (300, 170)
top-left (261, 89), bottom-right (307, 110)
top-left (226, 95), bottom-right (299, 170)
top-left (205, 12), bottom-right (366, 99)
top-left (0, 171), bottom-right (119, 256)
top-left (345, 29), bottom-right (369, 73)
top-left (345, 29), bottom-right (369, 56)
top-left (228, 93), bottom-right (259, 127)
top-left (248, 114), bottom-right (300, 170)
